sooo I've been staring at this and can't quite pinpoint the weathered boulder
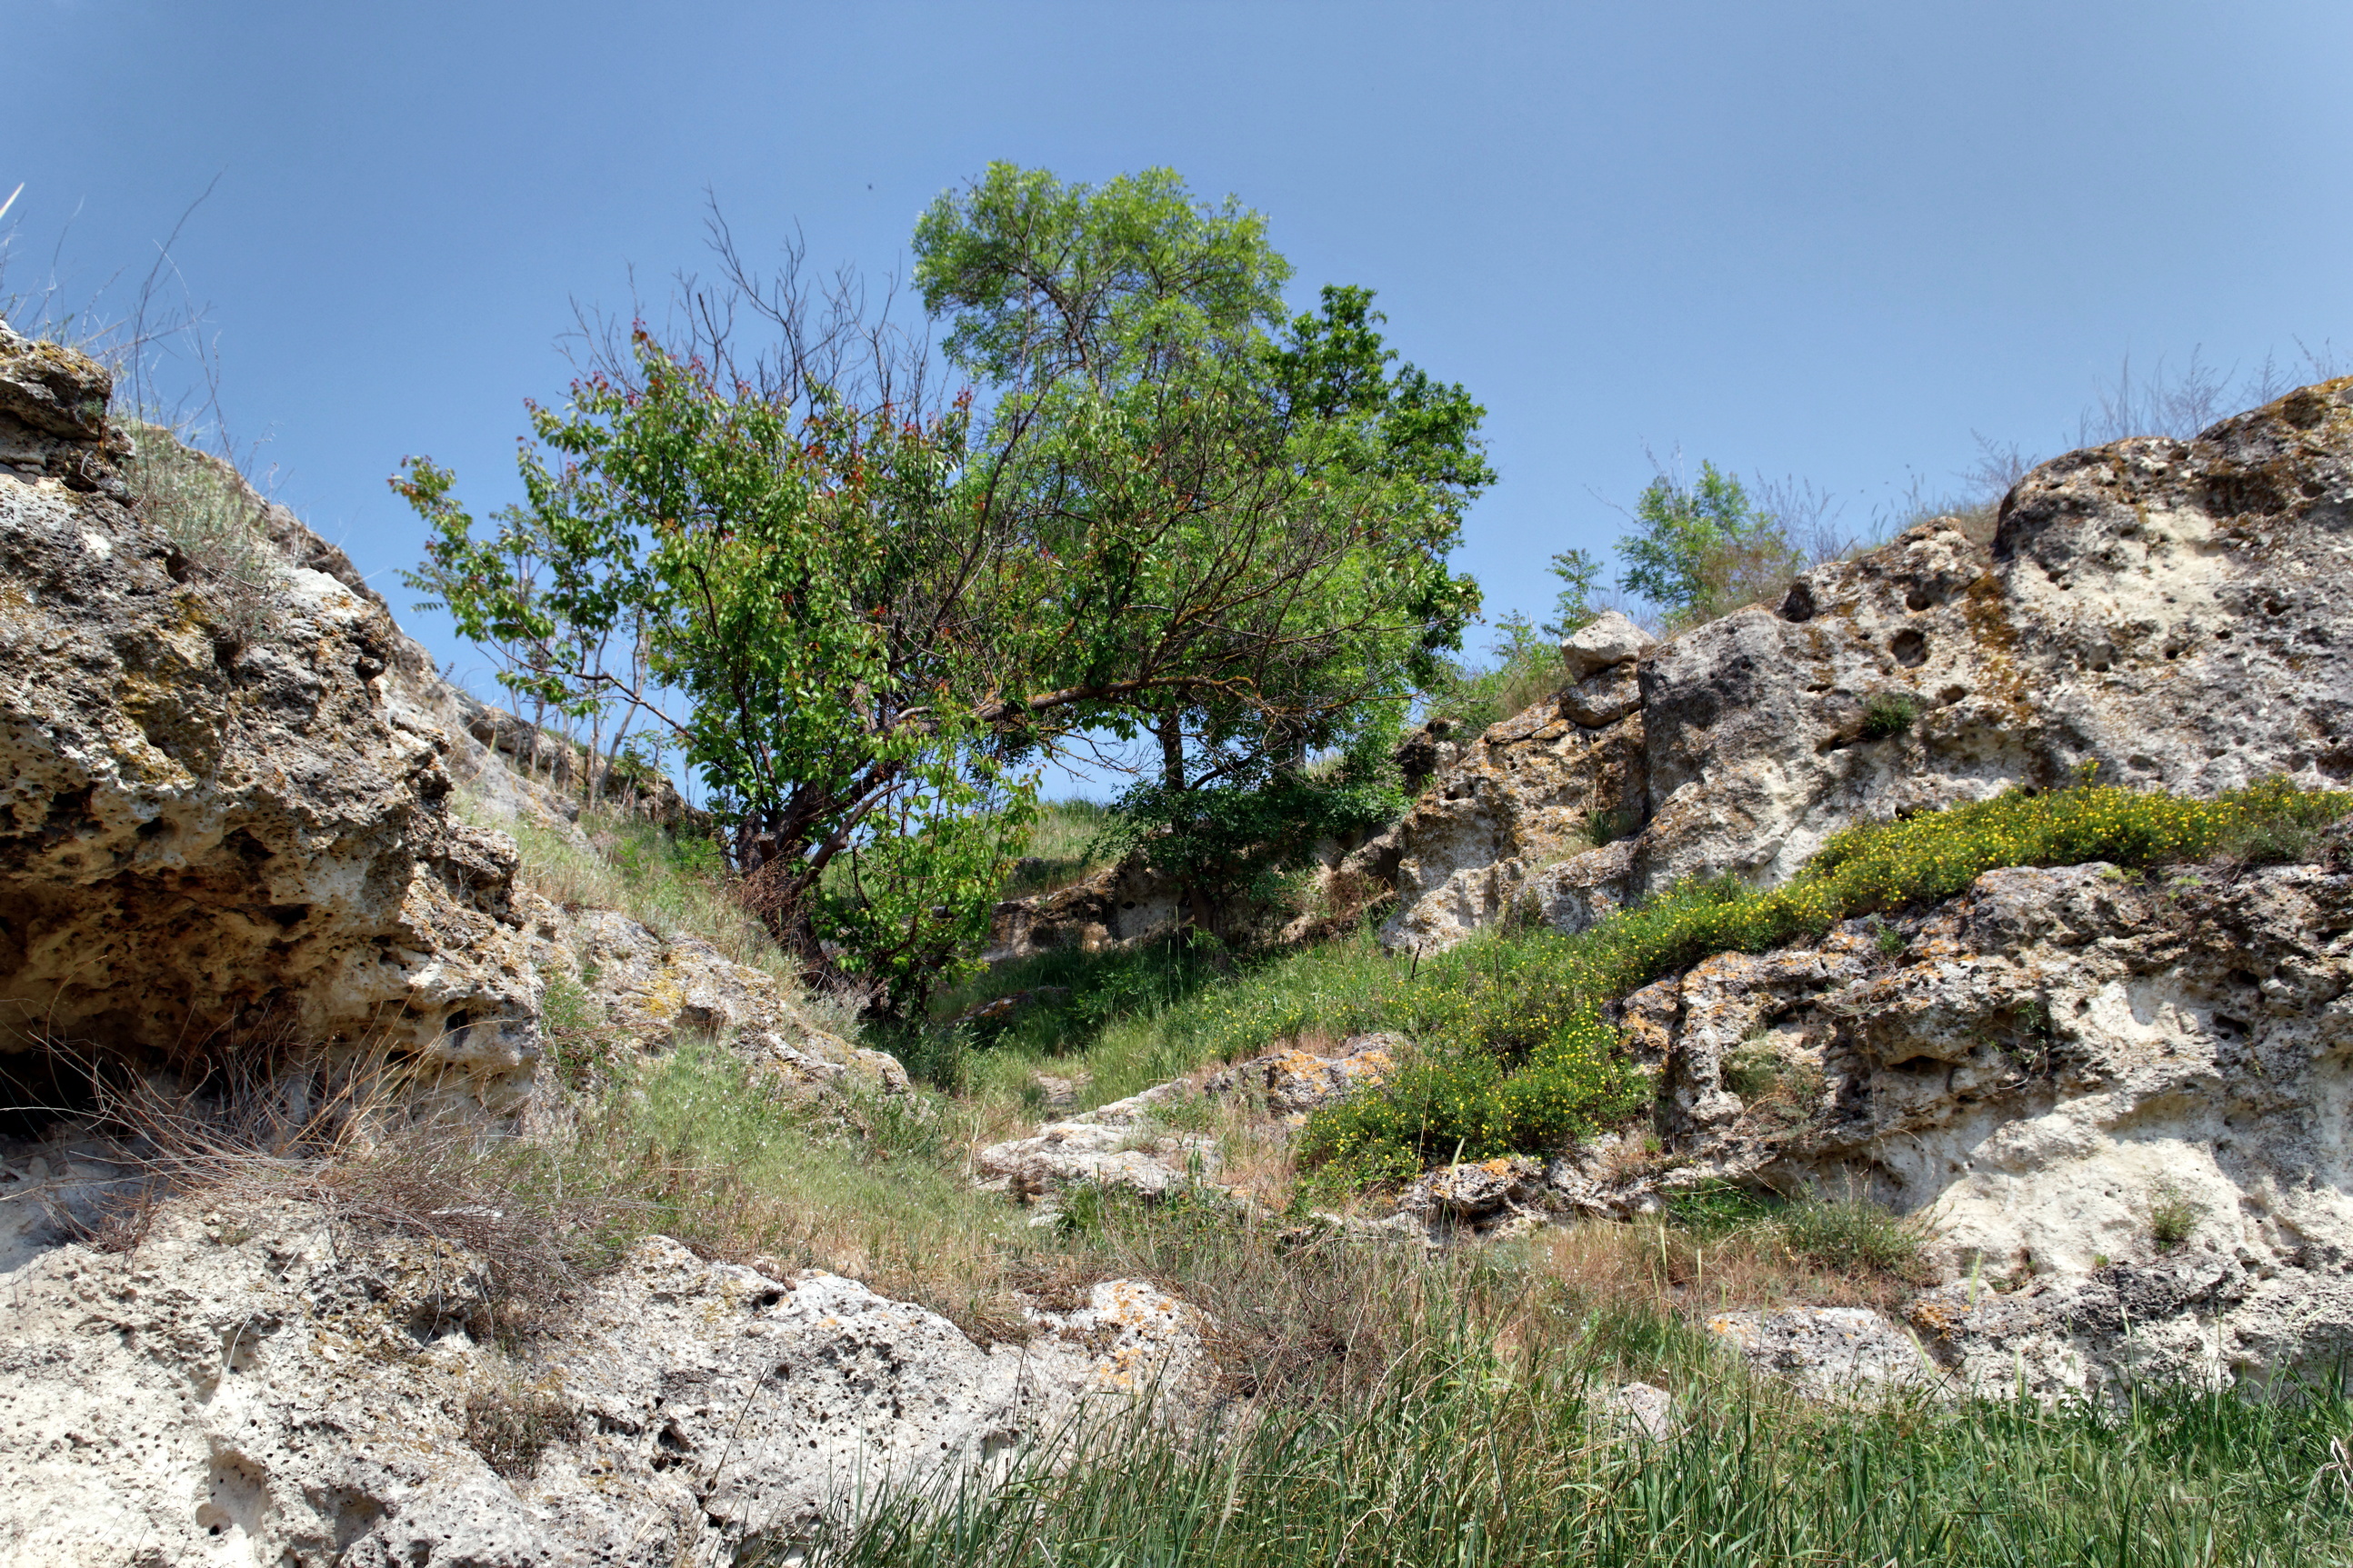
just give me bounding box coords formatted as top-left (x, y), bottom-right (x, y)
top-left (0, 1199), bottom-right (1203, 1567)
top-left (1379, 377), bottom-right (2353, 951)
top-left (0, 337), bottom-right (544, 1103)
top-left (976, 1080), bottom-right (1220, 1204)
top-left (1584, 858), bottom-right (2353, 1397)
top-left (1560, 609), bottom-right (1656, 681)
top-left (556, 909), bottom-right (904, 1093)
top-left (1204, 1033), bottom-right (1401, 1117)
top-left (1705, 1306), bottom-right (1937, 1400)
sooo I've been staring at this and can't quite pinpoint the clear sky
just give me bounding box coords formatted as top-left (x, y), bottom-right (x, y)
top-left (7, 0), bottom-right (2349, 733)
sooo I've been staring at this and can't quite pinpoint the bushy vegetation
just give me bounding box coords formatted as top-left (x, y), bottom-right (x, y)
top-left (1304, 774), bottom-right (2352, 1181)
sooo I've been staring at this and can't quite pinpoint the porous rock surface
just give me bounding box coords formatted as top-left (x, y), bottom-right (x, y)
top-left (0, 1199), bottom-right (1201, 1568)
top-left (0, 326), bottom-right (883, 1117)
top-left (1371, 377), bottom-right (2353, 952)
top-left (1583, 858), bottom-right (2353, 1396)
top-left (0, 334), bottom-right (542, 1086)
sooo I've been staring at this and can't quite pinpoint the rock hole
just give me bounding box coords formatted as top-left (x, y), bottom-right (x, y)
top-left (1904, 585), bottom-right (1938, 612)
top-left (1890, 629), bottom-right (1927, 667)
top-left (2228, 968), bottom-right (2266, 988)
top-left (752, 1290), bottom-right (783, 1311)
top-left (1778, 581), bottom-right (1816, 622)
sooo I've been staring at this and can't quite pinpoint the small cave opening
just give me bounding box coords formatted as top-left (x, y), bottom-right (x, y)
top-left (0, 1048), bottom-right (114, 1144)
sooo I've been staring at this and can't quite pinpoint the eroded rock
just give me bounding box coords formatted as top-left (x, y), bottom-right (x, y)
top-left (0, 1200), bottom-right (1203, 1567)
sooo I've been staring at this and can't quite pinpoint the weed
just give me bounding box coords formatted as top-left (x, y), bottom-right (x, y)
top-left (123, 421), bottom-right (282, 644)
top-left (462, 1375), bottom-right (575, 1479)
top-left (1872, 918), bottom-right (1909, 957)
top-left (1861, 690), bottom-right (1920, 740)
top-left (2149, 1180), bottom-right (2208, 1252)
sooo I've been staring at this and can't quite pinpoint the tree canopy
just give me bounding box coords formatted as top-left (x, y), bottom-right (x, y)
top-left (400, 165), bottom-right (1492, 1011)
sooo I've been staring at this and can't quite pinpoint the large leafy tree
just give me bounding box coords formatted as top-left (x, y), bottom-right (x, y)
top-left (401, 165), bottom-right (1490, 1010)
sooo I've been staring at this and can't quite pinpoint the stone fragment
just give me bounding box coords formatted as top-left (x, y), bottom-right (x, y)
top-left (1705, 1306), bottom-right (1937, 1400)
top-left (1559, 610), bottom-right (1657, 681)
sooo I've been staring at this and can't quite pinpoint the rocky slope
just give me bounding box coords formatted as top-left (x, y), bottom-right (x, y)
top-left (0, 323), bottom-right (883, 1125)
top-left (1367, 377), bottom-right (2353, 954)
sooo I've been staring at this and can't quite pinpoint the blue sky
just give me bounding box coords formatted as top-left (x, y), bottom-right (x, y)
top-left (7, 0), bottom-right (2349, 774)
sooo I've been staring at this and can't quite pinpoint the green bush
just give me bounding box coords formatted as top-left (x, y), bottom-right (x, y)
top-left (1861, 691), bottom-right (1919, 740)
top-left (1303, 774), bottom-right (2352, 1183)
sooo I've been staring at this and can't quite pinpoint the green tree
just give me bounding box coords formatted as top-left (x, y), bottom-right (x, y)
top-left (1617, 460), bottom-right (1801, 629)
top-left (401, 165), bottom-right (1491, 1007)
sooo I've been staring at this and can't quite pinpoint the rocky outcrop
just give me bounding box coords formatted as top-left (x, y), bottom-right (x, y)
top-left (0, 1198), bottom-right (1203, 1568)
top-left (1376, 378), bottom-right (2353, 952)
top-left (0, 326), bottom-right (888, 1152)
top-left (1566, 858), bottom-right (2353, 1396)
top-left (984, 853), bottom-right (1186, 964)
top-left (0, 335), bottom-right (546, 1102)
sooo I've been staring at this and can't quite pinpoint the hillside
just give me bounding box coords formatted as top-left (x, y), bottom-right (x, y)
top-left (5, 320), bottom-right (2353, 1564)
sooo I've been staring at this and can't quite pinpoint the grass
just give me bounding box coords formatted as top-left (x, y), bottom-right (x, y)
top-left (470, 795), bottom-right (816, 991)
top-left (1000, 798), bottom-right (1118, 898)
top-left (784, 1348), bottom-right (2353, 1568)
top-left (121, 419), bottom-right (282, 643)
top-left (903, 774), bottom-right (2352, 1185)
top-left (1302, 773), bottom-right (2353, 1181)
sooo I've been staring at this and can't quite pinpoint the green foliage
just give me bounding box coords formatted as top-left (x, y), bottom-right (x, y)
top-left (1542, 546), bottom-right (1606, 639)
top-left (1617, 460), bottom-right (1805, 630)
top-left (1422, 613), bottom-right (1563, 736)
top-left (1093, 734), bottom-right (1407, 924)
top-left (406, 164), bottom-right (1491, 1006)
top-left (1862, 691), bottom-right (1920, 740)
top-left (1305, 775), bottom-right (2353, 1182)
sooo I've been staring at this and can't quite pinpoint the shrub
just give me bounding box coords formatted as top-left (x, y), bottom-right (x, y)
top-left (1860, 691), bottom-right (1919, 740)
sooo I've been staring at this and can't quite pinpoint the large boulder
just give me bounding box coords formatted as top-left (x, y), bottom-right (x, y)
top-left (1584, 858), bottom-right (2353, 1398)
top-left (0, 1198), bottom-right (1204, 1567)
top-left (0, 335), bottom-right (545, 1103)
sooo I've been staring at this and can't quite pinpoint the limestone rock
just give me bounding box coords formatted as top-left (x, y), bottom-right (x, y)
top-left (976, 1081), bottom-right (1219, 1203)
top-left (1205, 1033), bottom-right (1401, 1116)
top-left (1398, 1156), bottom-right (1544, 1223)
top-left (1381, 377), bottom-right (2353, 952)
top-left (1597, 1381), bottom-right (1676, 1440)
top-left (0, 1200), bottom-right (1203, 1567)
top-left (0, 345), bottom-right (544, 1103)
top-left (559, 909), bottom-right (900, 1092)
top-left (1612, 859), bottom-right (2353, 1397)
top-left (1706, 1306), bottom-right (1937, 1400)
top-left (1560, 610), bottom-right (1656, 681)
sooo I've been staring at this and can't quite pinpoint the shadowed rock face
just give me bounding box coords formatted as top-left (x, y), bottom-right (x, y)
top-left (1372, 377), bottom-right (2353, 952)
top-left (0, 332), bottom-right (544, 1095)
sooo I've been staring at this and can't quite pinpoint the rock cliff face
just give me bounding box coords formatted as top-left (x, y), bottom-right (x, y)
top-left (1588, 860), bottom-right (2353, 1395)
top-left (0, 332), bottom-right (544, 1099)
top-left (0, 327), bottom-right (881, 1122)
top-left (1374, 377), bottom-right (2353, 953)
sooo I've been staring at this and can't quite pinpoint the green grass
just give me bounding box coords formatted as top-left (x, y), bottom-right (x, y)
top-left (909, 775), bottom-right (2352, 1179)
top-left (1302, 774), bottom-right (2353, 1181)
top-left (786, 1327), bottom-right (2353, 1568)
top-left (1000, 798), bottom-right (1118, 898)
